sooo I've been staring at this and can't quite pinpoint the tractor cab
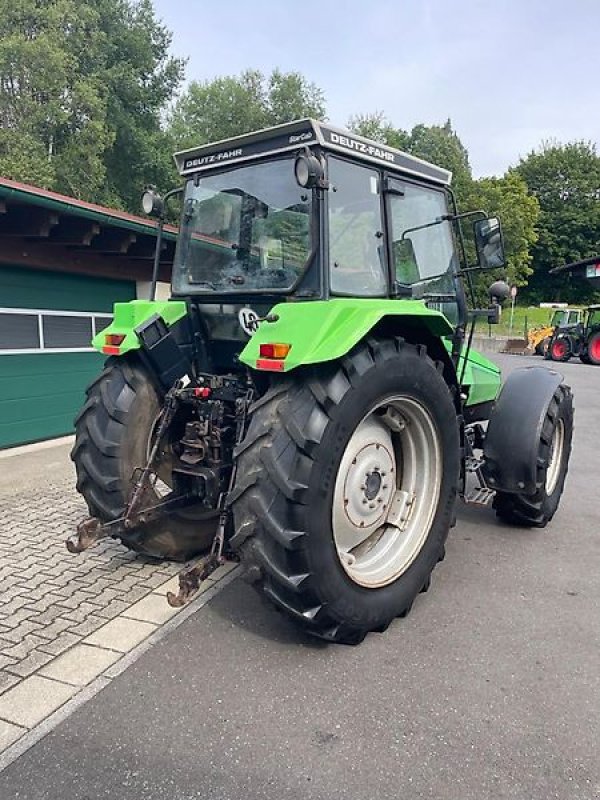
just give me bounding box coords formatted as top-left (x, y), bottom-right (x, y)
top-left (138, 120), bottom-right (505, 372)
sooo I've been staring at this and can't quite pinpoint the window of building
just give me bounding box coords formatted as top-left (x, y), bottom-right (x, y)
top-left (0, 308), bottom-right (112, 354)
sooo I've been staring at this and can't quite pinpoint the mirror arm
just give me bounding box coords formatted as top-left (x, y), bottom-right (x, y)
top-left (149, 186), bottom-right (183, 301)
top-left (443, 209), bottom-right (487, 223)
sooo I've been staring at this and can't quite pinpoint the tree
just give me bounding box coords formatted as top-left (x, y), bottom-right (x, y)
top-left (349, 114), bottom-right (473, 202)
top-left (514, 141), bottom-right (600, 302)
top-left (0, 0), bottom-right (184, 210)
top-left (168, 68), bottom-right (326, 151)
top-left (465, 173), bottom-right (539, 297)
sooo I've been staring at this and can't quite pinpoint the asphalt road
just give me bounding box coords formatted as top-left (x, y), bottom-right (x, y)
top-left (1, 354), bottom-right (598, 800)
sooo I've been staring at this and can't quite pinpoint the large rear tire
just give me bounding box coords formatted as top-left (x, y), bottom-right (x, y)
top-left (230, 338), bottom-right (460, 644)
top-left (71, 358), bottom-right (218, 560)
top-left (586, 332), bottom-right (600, 365)
top-left (493, 384), bottom-right (573, 527)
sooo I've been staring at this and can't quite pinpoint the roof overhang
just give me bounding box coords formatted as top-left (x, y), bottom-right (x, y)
top-left (0, 178), bottom-right (177, 282)
top-left (174, 119), bottom-right (452, 187)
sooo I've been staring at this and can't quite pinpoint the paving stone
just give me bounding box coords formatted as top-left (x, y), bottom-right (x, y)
top-left (84, 617), bottom-right (157, 653)
top-left (122, 593), bottom-right (182, 625)
top-left (0, 672), bottom-right (20, 696)
top-left (57, 602), bottom-right (101, 624)
top-left (0, 609), bottom-right (35, 630)
top-left (38, 632), bottom-right (81, 657)
top-left (35, 618), bottom-right (71, 640)
top-left (5, 649), bottom-right (55, 678)
top-left (95, 599), bottom-right (133, 620)
top-left (0, 719), bottom-right (26, 750)
top-left (68, 616), bottom-right (106, 638)
top-left (2, 634), bottom-right (49, 660)
top-left (22, 593), bottom-right (65, 613)
top-left (0, 675), bottom-right (77, 728)
top-left (41, 643), bottom-right (120, 687)
top-left (0, 619), bottom-right (45, 643)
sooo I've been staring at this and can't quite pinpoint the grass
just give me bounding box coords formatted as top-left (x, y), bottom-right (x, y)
top-left (474, 305), bottom-right (581, 338)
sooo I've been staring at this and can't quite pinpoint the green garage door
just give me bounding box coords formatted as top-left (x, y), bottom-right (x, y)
top-left (0, 265), bottom-right (136, 449)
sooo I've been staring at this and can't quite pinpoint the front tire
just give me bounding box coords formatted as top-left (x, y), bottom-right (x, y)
top-left (550, 337), bottom-right (572, 362)
top-left (493, 384), bottom-right (573, 527)
top-left (230, 339), bottom-right (460, 644)
top-left (71, 358), bottom-right (217, 560)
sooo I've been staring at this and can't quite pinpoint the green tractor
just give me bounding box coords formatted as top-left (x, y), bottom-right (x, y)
top-left (68, 120), bottom-right (574, 644)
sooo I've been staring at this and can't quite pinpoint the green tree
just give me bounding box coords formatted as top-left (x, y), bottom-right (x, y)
top-left (0, 0), bottom-right (184, 210)
top-left (168, 68), bottom-right (326, 151)
top-left (349, 114), bottom-right (472, 201)
top-left (514, 141), bottom-right (600, 302)
top-left (465, 173), bottom-right (539, 298)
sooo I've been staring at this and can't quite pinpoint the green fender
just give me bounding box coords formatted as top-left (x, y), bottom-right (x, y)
top-left (239, 298), bottom-right (454, 372)
top-left (91, 299), bottom-right (187, 355)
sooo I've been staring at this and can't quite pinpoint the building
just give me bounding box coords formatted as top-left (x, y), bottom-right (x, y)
top-left (0, 178), bottom-right (176, 449)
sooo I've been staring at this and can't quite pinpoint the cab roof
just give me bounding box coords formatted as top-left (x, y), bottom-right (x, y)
top-left (174, 119), bottom-right (452, 187)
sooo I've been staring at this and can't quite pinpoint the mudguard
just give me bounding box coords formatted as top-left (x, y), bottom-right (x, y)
top-left (482, 366), bottom-right (563, 494)
top-left (92, 300), bottom-right (187, 356)
top-left (239, 298), bottom-right (454, 372)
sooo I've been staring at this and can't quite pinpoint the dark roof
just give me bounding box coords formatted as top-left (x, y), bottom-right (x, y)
top-left (174, 119), bottom-right (452, 186)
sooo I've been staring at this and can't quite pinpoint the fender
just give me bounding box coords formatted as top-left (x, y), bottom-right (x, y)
top-left (239, 298), bottom-right (454, 372)
top-left (482, 366), bottom-right (564, 494)
top-left (91, 299), bottom-right (187, 356)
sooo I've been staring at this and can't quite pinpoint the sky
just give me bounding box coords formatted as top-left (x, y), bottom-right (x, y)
top-left (152, 0), bottom-right (600, 178)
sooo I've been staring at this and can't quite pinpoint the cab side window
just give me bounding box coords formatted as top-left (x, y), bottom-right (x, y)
top-left (389, 182), bottom-right (455, 285)
top-left (328, 157), bottom-right (387, 296)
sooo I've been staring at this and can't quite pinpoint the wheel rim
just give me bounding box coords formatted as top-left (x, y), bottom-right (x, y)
top-left (545, 418), bottom-right (565, 495)
top-left (553, 340), bottom-right (567, 359)
top-left (332, 396), bottom-right (442, 588)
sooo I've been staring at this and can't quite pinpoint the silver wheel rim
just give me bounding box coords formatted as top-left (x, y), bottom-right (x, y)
top-left (545, 419), bottom-right (565, 495)
top-left (332, 396), bottom-right (442, 588)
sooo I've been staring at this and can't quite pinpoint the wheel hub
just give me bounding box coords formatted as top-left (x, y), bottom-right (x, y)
top-left (342, 439), bottom-right (395, 532)
top-left (364, 470), bottom-right (383, 501)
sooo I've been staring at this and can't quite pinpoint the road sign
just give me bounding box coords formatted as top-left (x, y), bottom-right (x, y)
top-left (510, 286), bottom-right (518, 299)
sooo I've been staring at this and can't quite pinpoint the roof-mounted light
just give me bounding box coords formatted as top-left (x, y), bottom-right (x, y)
top-left (141, 187), bottom-right (164, 218)
top-left (294, 152), bottom-right (324, 189)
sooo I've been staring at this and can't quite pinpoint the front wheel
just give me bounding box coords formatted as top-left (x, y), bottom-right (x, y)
top-left (550, 337), bottom-right (572, 362)
top-left (230, 338), bottom-right (460, 644)
top-left (493, 384), bottom-right (573, 527)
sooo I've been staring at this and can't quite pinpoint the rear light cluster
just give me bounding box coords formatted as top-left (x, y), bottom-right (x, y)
top-left (102, 333), bottom-right (126, 355)
top-left (259, 343), bottom-right (291, 359)
top-left (256, 343), bottom-right (291, 372)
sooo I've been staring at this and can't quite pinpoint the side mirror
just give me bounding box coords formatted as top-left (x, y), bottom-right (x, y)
top-left (474, 216), bottom-right (506, 269)
top-left (393, 238), bottom-right (419, 285)
top-left (142, 187), bottom-right (165, 218)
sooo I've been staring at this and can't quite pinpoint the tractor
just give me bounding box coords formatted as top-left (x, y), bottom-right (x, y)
top-left (68, 120), bottom-right (574, 644)
top-left (545, 304), bottom-right (600, 364)
top-left (528, 307), bottom-right (583, 356)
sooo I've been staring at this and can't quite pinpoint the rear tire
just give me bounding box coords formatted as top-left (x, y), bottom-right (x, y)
top-left (71, 358), bottom-right (217, 560)
top-left (230, 338), bottom-right (460, 644)
top-left (493, 385), bottom-right (573, 527)
top-left (586, 332), bottom-right (600, 365)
